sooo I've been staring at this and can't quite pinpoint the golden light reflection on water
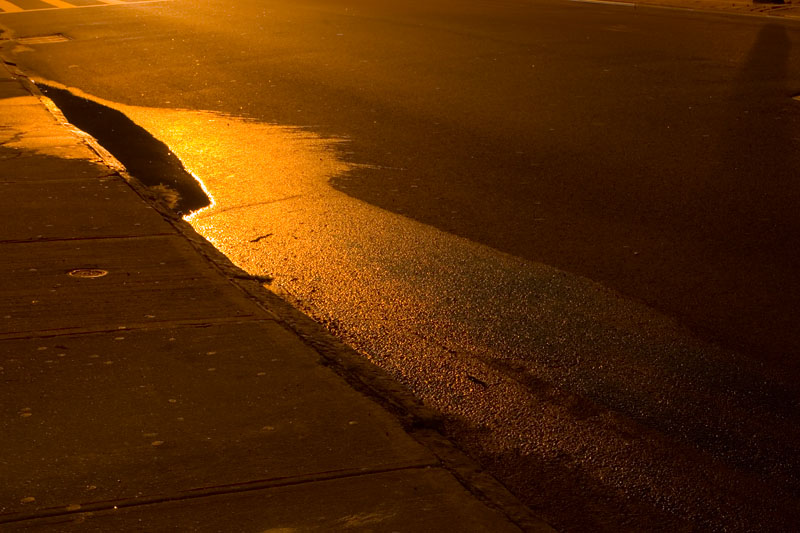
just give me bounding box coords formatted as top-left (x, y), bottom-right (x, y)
top-left (115, 106), bottom-right (355, 258)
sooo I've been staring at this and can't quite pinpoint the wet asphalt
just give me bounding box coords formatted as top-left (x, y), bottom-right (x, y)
top-left (2, 0), bottom-right (800, 530)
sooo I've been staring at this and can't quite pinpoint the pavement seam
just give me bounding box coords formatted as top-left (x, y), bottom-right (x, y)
top-left (0, 233), bottom-right (176, 244)
top-left (0, 172), bottom-right (119, 183)
top-left (0, 318), bottom-right (277, 341)
top-left (0, 462), bottom-right (441, 526)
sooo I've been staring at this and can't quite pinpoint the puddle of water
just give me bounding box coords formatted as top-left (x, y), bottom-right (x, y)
top-left (38, 84), bottom-right (210, 215)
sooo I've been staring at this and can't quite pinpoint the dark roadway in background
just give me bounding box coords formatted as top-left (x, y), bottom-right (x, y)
top-left (2, 0), bottom-right (800, 530)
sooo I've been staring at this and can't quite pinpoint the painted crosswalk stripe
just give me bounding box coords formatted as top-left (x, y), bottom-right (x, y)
top-left (41, 0), bottom-right (77, 8)
top-left (0, 0), bottom-right (22, 13)
top-left (0, 0), bottom-right (166, 13)
top-left (568, 0), bottom-right (635, 6)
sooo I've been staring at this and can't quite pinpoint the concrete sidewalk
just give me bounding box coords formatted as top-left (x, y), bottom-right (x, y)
top-left (0, 62), bottom-right (551, 531)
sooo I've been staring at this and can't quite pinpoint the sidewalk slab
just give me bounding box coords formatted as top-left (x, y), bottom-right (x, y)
top-left (0, 175), bottom-right (174, 242)
top-left (0, 322), bottom-right (437, 519)
top-left (4, 468), bottom-right (520, 532)
top-left (0, 236), bottom-right (270, 336)
top-left (0, 80), bottom-right (29, 99)
top-left (0, 97), bottom-right (95, 159)
top-left (0, 63), bottom-right (17, 82)
top-left (0, 145), bottom-right (113, 182)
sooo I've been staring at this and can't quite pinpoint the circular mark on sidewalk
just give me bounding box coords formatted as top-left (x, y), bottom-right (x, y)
top-left (68, 268), bottom-right (108, 279)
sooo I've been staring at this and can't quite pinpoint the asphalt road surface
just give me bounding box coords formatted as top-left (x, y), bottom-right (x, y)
top-left (2, 0), bottom-right (799, 530)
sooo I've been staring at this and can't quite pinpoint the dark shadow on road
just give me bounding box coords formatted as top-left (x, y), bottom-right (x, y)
top-left (712, 23), bottom-right (800, 368)
top-left (724, 23), bottom-right (792, 178)
top-left (38, 84), bottom-right (210, 216)
top-left (479, 440), bottom-right (797, 533)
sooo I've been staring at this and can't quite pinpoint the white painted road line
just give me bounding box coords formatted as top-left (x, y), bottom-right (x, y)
top-left (0, 0), bottom-right (21, 13)
top-left (0, 0), bottom-right (167, 14)
top-left (40, 0), bottom-right (76, 8)
top-left (568, 0), bottom-right (636, 7)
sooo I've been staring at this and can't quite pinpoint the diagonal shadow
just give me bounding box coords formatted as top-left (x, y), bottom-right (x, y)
top-left (712, 22), bottom-right (800, 364)
top-left (38, 84), bottom-right (210, 216)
